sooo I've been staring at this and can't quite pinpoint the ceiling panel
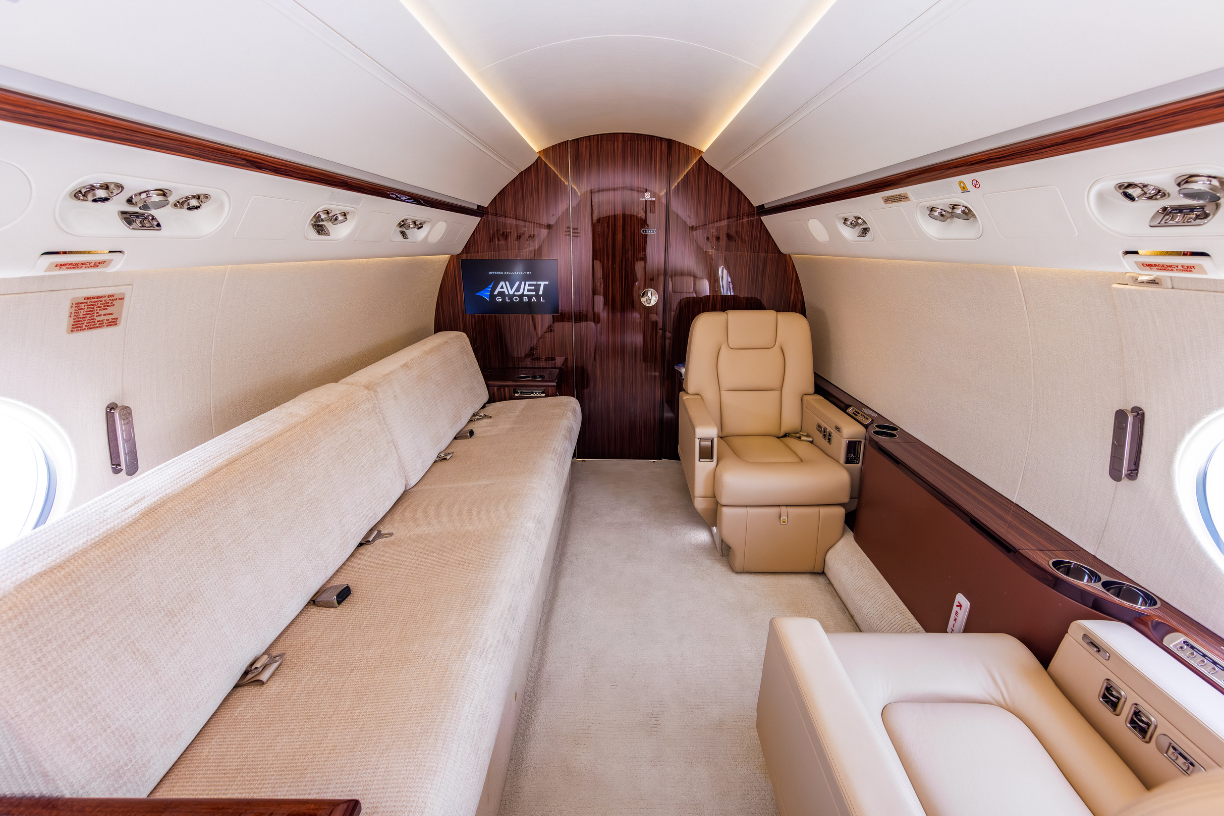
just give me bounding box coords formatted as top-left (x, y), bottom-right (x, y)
top-left (402, 0), bottom-right (834, 150)
top-left (295, 0), bottom-right (537, 172)
top-left (0, 0), bottom-right (532, 205)
top-left (702, 0), bottom-right (942, 172)
top-left (717, 0), bottom-right (1224, 205)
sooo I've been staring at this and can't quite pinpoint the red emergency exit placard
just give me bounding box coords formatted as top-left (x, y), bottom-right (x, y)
top-left (67, 292), bottom-right (126, 334)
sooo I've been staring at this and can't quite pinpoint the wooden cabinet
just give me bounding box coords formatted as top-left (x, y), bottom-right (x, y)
top-left (483, 368), bottom-right (560, 402)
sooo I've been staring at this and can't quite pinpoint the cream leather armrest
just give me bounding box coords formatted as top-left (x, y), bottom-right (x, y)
top-left (679, 393), bottom-right (718, 510)
top-left (758, 618), bottom-right (925, 816)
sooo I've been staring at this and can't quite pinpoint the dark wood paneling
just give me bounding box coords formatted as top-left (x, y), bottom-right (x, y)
top-left (0, 799), bottom-right (359, 816)
top-left (815, 374), bottom-right (1224, 686)
top-left (435, 142), bottom-right (577, 398)
top-left (855, 443), bottom-right (1108, 664)
top-left (759, 86), bottom-right (1224, 216)
top-left (0, 87), bottom-right (482, 217)
top-left (660, 154), bottom-right (806, 457)
top-left (569, 134), bottom-right (672, 459)
top-left (436, 135), bottom-right (804, 459)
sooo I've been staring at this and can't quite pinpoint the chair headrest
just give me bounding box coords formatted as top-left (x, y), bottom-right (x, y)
top-left (727, 310), bottom-right (777, 349)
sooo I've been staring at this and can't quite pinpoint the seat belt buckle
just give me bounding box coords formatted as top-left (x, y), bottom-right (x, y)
top-left (236, 652), bottom-right (284, 687)
top-left (312, 584), bottom-right (351, 608)
top-left (359, 528), bottom-right (393, 546)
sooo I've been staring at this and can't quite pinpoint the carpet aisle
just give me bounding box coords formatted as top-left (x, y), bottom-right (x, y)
top-left (499, 459), bottom-right (858, 815)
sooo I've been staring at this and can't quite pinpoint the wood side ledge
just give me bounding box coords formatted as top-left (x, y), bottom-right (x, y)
top-left (0, 798), bottom-right (360, 816)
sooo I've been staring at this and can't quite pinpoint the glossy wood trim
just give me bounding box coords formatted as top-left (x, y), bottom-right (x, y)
top-left (0, 799), bottom-right (360, 816)
top-left (815, 373), bottom-right (1224, 690)
top-left (759, 87), bottom-right (1224, 216)
top-left (0, 87), bottom-right (484, 217)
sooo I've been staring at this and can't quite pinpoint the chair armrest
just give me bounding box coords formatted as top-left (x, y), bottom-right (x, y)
top-left (679, 393), bottom-right (718, 500)
top-left (758, 618), bottom-right (924, 816)
top-left (0, 799), bottom-right (361, 816)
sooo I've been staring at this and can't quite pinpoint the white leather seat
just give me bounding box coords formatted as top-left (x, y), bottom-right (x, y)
top-left (679, 310), bottom-right (850, 572)
top-left (757, 617), bottom-right (1149, 816)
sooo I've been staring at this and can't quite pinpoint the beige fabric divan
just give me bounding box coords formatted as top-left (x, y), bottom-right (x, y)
top-left (757, 618), bottom-right (1148, 816)
top-left (680, 310), bottom-right (849, 572)
top-left (0, 383), bottom-right (406, 796)
top-left (340, 330), bottom-right (489, 489)
top-left (0, 331), bottom-right (581, 816)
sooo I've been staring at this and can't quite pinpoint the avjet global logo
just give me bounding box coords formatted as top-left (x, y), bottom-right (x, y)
top-left (489, 280), bottom-right (549, 302)
top-left (461, 258), bottom-right (558, 315)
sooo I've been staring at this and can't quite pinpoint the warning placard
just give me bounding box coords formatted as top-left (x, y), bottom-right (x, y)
top-left (67, 292), bottom-right (126, 334)
top-left (1135, 260), bottom-right (1208, 276)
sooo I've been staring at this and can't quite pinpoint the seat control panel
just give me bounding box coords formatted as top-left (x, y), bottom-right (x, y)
top-left (802, 395), bottom-right (866, 510)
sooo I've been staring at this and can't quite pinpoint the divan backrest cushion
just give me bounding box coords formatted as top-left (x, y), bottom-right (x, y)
top-left (341, 331), bottom-right (488, 488)
top-left (0, 383), bottom-right (405, 797)
top-left (684, 311), bottom-right (813, 436)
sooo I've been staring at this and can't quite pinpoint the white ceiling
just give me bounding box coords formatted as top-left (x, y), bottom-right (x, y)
top-left (4, 1), bottom-right (1224, 210)
top-left (0, 0), bottom-right (537, 206)
top-left (709, 0), bottom-right (1224, 205)
top-left (399, 0), bottom-right (838, 152)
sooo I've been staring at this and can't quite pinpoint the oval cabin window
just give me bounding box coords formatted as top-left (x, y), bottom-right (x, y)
top-left (0, 400), bottom-right (71, 549)
top-left (1176, 409), bottom-right (1224, 561)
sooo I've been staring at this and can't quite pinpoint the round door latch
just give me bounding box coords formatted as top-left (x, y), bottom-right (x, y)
top-left (640, 288), bottom-right (659, 307)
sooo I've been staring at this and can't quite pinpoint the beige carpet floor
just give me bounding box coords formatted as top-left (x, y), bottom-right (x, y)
top-left (499, 459), bottom-right (858, 815)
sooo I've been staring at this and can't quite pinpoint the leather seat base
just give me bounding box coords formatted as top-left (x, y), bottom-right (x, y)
top-left (718, 504), bottom-right (844, 573)
top-left (715, 436), bottom-right (850, 507)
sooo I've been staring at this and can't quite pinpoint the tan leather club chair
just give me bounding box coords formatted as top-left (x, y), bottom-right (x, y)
top-left (678, 310), bottom-right (850, 572)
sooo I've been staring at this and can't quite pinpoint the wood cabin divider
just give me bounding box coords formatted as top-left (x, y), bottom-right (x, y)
top-left (434, 133), bottom-right (805, 460)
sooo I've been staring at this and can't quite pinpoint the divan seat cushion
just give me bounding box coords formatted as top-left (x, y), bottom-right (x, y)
top-left (715, 436), bottom-right (850, 506)
top-left (883, 701), bottom-right (1093, 816)
top-left (152, 396), bottom-right (582, 816)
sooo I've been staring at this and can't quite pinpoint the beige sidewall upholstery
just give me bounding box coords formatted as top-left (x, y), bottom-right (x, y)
top-left (0, 384), bottom-right (406, 796)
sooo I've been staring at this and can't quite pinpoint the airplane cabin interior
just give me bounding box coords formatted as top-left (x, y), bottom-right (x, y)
top-left (4, 2), bottom-right (1224, 815)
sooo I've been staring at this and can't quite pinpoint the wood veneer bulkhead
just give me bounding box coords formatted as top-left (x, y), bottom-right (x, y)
top-left (0, 87), bottom-right (482, 217)
top-left (0, 799), bottom-right (360, 816)
top-left (434, 133), bottom-right (804, 459)
top-left (760, 86), bottom-right (1224, 215)
top-left (816, 375), bottom-right (1224, 685)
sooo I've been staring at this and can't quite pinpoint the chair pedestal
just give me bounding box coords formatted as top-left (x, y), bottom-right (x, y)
top-left (717, 504), bottom-right (844, 573)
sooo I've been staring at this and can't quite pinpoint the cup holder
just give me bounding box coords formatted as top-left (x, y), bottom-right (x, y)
top-left (1101, 580), bottom-right (1160, 609)
top-left (1049, 559), bottom-right (1102, 585)
top-left (874, 424), bottom-right (899, 432)
top-left (871, 429), bottom-right (898, 438)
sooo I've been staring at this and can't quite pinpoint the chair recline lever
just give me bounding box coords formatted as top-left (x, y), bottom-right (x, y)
top-left (698, 438), bottom-right (714, 462)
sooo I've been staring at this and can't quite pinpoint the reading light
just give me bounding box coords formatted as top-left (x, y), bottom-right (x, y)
top-left (72, 182), bottom-right (123, 203)
top-left (1115, 182), bottom-right (1169, 202)
top-left (309, 208), bottom-right (349, 237)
